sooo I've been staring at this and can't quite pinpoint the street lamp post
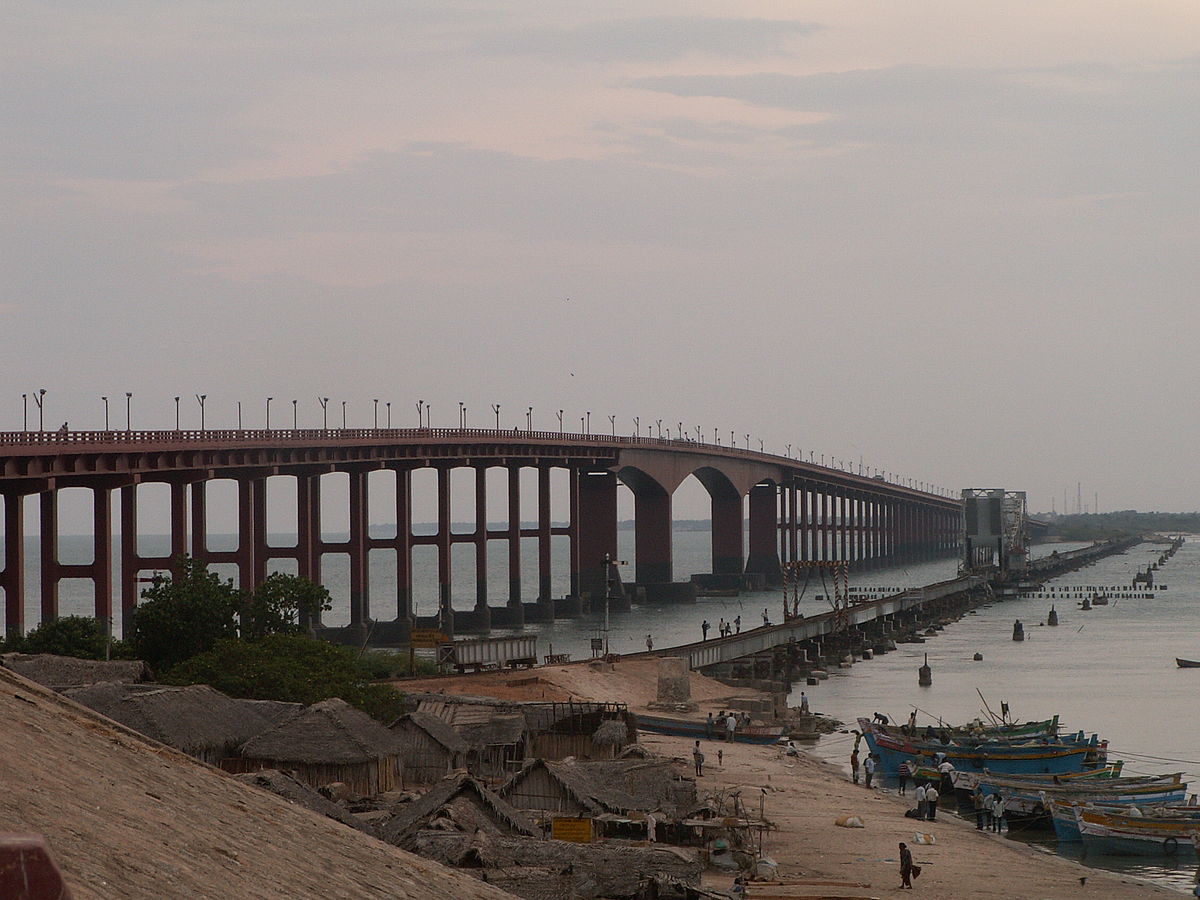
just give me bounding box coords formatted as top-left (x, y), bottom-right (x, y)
top-left (556, 409), bottom-right (563, 433)
top-left (458, 402), bottom-right (464, 429)
top-left (319, 397), bottom-right (329, 429)
top-left (586, 411), bottom-right (590, 434)
top-left (266, 397), bottom-right (273, 429)
top-left (745, 433), bottom-right (750, 450)
top-left (35, 389), bottom-right (46, 431)
top-left (386, 401), bottom-right (391, 428)
top-left (341, 401), bottom-right (347, 429)
top-left (21, 393), bottom-right (27, 431)
top-left (374, 399), bottom-right (379, 429)
top-left (492, 404), bottom-right (500, 429)
top-left (527, 407), bottom-right (533, 431)
top-left (101, 396), bottom-right (109, 430)
top-left (425, 404), bottom-right (431, 428)
top-left (173, 396), bottom-right (180, 430)
top-left (656, 419), bottom-right (662, 438)
top-left (609, 414), bottom-right (615, 436)
top-left (416, 399), bottom-right (424, 428)
top-left (196, 394), bottom-right (206, 430)
top-left (633, 416), bottom-right (639, 437)
top-left (124, 392), bottom-right (132, 431)
top-left (237, 401), bottom-right (241, 429)
top-left (292, 399), bottom-right (298, 429)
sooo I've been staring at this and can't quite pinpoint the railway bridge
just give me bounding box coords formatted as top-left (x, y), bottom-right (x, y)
top-left (0, 428), bottom-right (962, 640)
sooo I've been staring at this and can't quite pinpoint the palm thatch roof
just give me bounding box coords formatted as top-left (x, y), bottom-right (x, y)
top-left (233, 768), bottom-right (377, 836)
top-left (61, 682), bottom-right (275, 758)
top-left (235, 698), bottom-right (304, 725)
top-left (381, 773), bottom-right (535, 846)
top-left (389, 711), bottom-right (470, 755)
top-left (456, 713), bottom-right (526, 749)
top-left (1, 653), bottom-right (147, 690)
top-left (591, 719), bottom-right (627, 746)
top-left (240, 698), bottom-right (404, 765)
top-left (404, 831), bottom-right (700, 899)
top-left (501, 758), bottom-right (697, 819)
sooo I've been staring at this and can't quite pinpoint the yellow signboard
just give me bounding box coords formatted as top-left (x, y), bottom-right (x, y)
top-left (551, 817), bottom-right (593, 843)
top-left (410, 628), bottom-right (448, 648)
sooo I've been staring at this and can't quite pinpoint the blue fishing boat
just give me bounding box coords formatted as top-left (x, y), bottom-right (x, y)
top-left (1050, 796), bottom-right (1196, 841)
top-left (634, 714), bottom-right (784, 745)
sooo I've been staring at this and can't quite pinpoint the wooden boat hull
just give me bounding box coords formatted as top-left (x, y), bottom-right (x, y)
top-left (635, 714), bottom-right (784, 745)
top-left (1077, 811), bottom-right (1200, 857)
top-left (1052, 800), bottom-right (1199, 841)
top-left (1176, 658), bottom-right (1200, 668)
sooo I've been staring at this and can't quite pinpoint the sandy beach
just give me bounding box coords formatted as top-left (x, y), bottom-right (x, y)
top-left (398, 657), bottom-right (1185, 899)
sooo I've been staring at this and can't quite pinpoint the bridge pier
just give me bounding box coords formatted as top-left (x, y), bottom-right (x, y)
top-left (745, 481), bottom-right (782, 585)
top-left (576, 468), bottom-right (626, 612)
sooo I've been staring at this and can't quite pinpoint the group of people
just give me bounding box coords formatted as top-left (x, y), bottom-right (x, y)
top-left (972, 788), bottom-right (1009, 832)
top-left (701, 617), bottom-right (742, 640)
top-left (691, 739), bottom-right (725, 776)
top-left (849, 749), bottom-right (880, 788)
top-left (706, 709), bottom-right (750, 741)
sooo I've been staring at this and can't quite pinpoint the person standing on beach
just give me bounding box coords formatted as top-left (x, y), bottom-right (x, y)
top-left (898, 842), bottom-right (914, 889)
top-left (726, 712), bottom-right (736, 742)
top-left (914, 782), bottom-right (927, 819)
top-left (938, 758), bottom-right (955, 794)
top-left (701, 619), bottom-right (710, 640)
top-left (993, 794), bottom-right (1007, 833)
top-left (864, 753), bottom-right (877, 788)
top-left (897, 759), bottom-right (910, 795)
top-left (973, 788), bottom-right (987, 829)
top-left (925, 783), bottom-right (939, 821)
top-left (706, 712), bottom-right (714, 738)
top-left (850, 749), bottom-right (860, 784)
top-left (692, 741), bottom-right (704, 776)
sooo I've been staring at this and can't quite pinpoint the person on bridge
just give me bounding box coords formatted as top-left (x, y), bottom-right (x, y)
top-left (646, 634), bottom-right (653, 651)
top-left (718, 617), bottom-right (726, 637)
top-left (734, 615), bottom-right (741, 633)
top-left (762, 609), bottom-right (770, 627)
top-left (701, 620), bottom-right (710, 640)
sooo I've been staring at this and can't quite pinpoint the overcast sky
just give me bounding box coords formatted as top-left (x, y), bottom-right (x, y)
top-left (3, 1), bottom-right (1198, 527)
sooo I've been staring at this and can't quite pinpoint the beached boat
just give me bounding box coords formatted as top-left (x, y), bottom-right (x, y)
top-left (954, 763), bottom-right (1124, 792)
top-left (978, 774), bottom-right (1190, 820)
top-left (1050, 797), bottom-right (1200, 841)
top-left (1176, 658), bottom-right (1200, 668)
top-left (865, 715), bottom-right (1060, 744)
top-left (634, 714), bottom-right (784, 745)
top-left (861, 729), bottom-right (1095, 779)
top-left (1075, 806), bottom-right (1200, 857)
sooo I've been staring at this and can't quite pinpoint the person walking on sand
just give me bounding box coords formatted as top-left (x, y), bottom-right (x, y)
top-left (692, 741), bottom-right (704, 776)
top-left (925, 783), bottom-right (940, 821)
top-left (726, 711), bottom-right (737, 742)
top-left (898, 842), bottom-right (914, 889)
top-left (864, 752), bottom-right (877, 789)
top-left (914, 782), bottom-right (928, 819)
top-left (701, 619), bottom-right (710, 641)
top-left (993, 793), bottom-right (1007, 833)
top-left (897, 758), bottom-right (911, 795)
top-left (850, 749), bottom-right (860, 784)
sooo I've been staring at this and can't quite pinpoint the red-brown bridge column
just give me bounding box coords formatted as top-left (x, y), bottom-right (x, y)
top-left (710, 484), bottom-right (743, 576)
top-left (797, 481), bottom-right (809, 563)
top-left (745, 481), bottom-right (782, 585)
top-left (190, 481), bottom-right (207, 563)
top-left (537, 465), bottom-right (552, 603)
top-left (575, 469), bottom-right (621, 607)
top-left (294, 473), bottom-right (322, 628)
top-left (787, 482), bottom-right (798, 565)
top-left (348, 469), bottom-right (370, 626)
top-left (474, 466), bottom-right (489, 611)
top-left (507, 465), bottom-right (521, 608)
top-left (820, 490), bottom-right (830, 561)
top-left (93, 485), bottom-right (113, 634)
top-left (120, 484), bottom-right (138, 622)
top-left (170, 482), bottom-right (188, 566)
top-left (39, 489), bottom-right (59, 622)
top-left (436, 466), bottom-right (454, 630)
top-left (3, 492), bottom-right (26, 636)
top-left (391, 466), bottom-right (412, 621)
top-left (633, 481), bottom-right (672, 586)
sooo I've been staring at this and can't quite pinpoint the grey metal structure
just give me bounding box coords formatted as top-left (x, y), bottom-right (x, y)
top-left (961, 488), bottom-right (1028, 574)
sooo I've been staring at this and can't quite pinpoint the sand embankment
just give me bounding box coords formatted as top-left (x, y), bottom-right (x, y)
top-left (0, 666), bottom-right (518, 900)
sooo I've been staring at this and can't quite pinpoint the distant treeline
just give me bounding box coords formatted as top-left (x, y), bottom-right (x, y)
top-left (1039, 510), bottom-right (1199, 541)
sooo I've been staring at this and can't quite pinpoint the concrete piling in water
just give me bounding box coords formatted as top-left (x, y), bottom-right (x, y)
top-left (918, 653), bottom-right (932, 686)
top-left (1047, 606), bottom-right (1058, 626)
top-left (1012, 619), bottom-right (1025, 641)
top-left (973, 652), bottom-right (983, 661)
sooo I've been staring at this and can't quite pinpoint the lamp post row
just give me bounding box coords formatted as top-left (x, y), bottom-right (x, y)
top-left (8, 392), bottom-right (949, 496)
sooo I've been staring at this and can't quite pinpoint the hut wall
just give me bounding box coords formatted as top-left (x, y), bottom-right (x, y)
top-left (240, 755), bottom-right (403, 796)
top-left (394, 725), bottom-right (457, 784)
top-left (531, 733), bottom-right (615, 761)
top-left (503, 767), bottom-right (586, 815)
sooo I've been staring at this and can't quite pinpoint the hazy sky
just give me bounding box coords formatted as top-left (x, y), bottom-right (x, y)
top-left (4, 1), bottom-right (1199, 524)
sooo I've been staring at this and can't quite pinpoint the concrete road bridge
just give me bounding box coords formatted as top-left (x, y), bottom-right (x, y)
top-left (0, 428), bottom-right (962, 640)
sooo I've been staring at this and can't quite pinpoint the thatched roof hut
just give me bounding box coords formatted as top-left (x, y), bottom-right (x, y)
top-left (235, 698), bottom-right (303, 725)
top-left (233, 768), bottom-right (377, 836)
top-left (61, 682), bottom-right (274, 764)
top-left (404, 831), bottom-right (700, 900)
top-left (238, 698), bottom-right (404, 795)
top-left (499, 758), bottom-right (697, 820)
top-left (1, 653), bottom-right (147, 690)
top-left (389, 711), bottom-right (469, 784)
top-left (381, 773), bottom-right (535, 847)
